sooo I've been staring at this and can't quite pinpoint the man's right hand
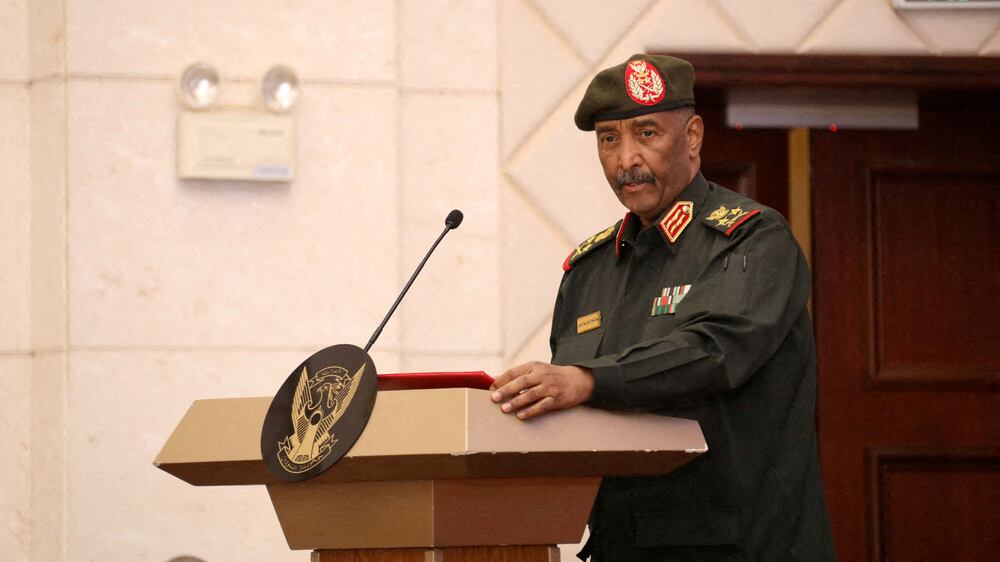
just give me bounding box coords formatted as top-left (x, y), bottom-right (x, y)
top-left (489, 362), bottom-right (594, 421)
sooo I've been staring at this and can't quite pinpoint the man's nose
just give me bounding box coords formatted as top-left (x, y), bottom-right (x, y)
top-left (619, 134), bottom-right (643, 169)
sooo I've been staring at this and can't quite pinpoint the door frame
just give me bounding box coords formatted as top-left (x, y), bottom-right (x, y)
top-left (663, 53), bottom-right (1000, 90)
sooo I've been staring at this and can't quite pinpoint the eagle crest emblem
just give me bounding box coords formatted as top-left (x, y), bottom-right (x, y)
top-left (261, 343), bottom-right (378, 482)
top-left (625, 60), bottom-right (666, 106)
top-left (276, 363), bottom-right (366, 474)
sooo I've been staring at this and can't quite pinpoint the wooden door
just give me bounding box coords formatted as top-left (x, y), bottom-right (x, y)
top-left (811, 91), bottom-right (1000, 562)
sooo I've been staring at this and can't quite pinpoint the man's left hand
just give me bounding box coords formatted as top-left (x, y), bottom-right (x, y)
top-left (489, 362), bottom-right (595, 420)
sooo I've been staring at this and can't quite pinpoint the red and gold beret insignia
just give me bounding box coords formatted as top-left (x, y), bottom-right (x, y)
top-left (624, 60), bottom-right (666, 106)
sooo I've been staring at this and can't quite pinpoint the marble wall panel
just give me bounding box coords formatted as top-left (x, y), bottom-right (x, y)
top-left (0, 0), bottom-right (28, 80)
top-left (899, 9), bottom-right (1000, 54)
top-left (65, 0), bottom-right (395, 81)
top-left (0, 84), bottom-right (31, 352)
top-left (714, 0), bottom-right (842, 52)
top-left (532, 0), bottom-right (653, 64)
top-left (30, 79), bottom-right (68, 351)
top-left (399, 0), bottom-right (497, 91)
top-left (0, 355), bottom-right (32, 562)
top-left (28, 0), bottom-right (66, 79)
top-left (399, 223), bottom-right (501, 355)
top-left (400, 352), bottom-right (503, 377)
top-left (503, 319), bottom-right (553, 370)
top-left (66, 80), bottom-right (401, 350)
top-left (599, 0), bottom-right (752, 64)
top-left (798, 0), bottom-right (929, 54)
top-left (30, 351), bottom-right (66, 562)
top-left (500, 0), bottom-right (586, 157)
top-left (500, 185), bottom-right (567, 360)
top-left (400, 92), bottom-right (499, 238)
top-left (981, 27), bottom-right (1000, 54)
top-left (64, 349), bottom-right (397, 561)
top-left (505, 83), bottom-right (622, 244)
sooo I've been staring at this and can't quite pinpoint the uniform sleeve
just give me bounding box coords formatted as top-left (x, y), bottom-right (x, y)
top-left (548, 281), bottom-right (566, 358)
top-left (574, 219), bottom-right (811, 411)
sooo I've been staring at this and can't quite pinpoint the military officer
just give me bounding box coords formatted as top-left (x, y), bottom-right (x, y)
top-left (490, 54), bottom-right (836, 561)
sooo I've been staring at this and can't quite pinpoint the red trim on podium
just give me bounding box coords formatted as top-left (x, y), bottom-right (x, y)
top-left (378, 371), bottom-right (495, 391)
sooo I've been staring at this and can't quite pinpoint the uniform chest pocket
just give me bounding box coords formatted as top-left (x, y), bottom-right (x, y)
top-left (552, 328), bottom-right (605, 365)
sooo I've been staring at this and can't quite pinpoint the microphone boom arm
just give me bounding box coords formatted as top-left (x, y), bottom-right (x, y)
top-left (364, 212), bottom-right (461, 353)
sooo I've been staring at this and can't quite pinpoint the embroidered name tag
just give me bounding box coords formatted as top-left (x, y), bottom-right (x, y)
top-left (651, 285), bottom-right (692, 316)
top-left (577, 311), bottom-right (602, 334)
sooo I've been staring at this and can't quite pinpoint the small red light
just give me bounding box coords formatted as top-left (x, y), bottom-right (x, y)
top-left (829, 124), bottom-right (839, 132)
top-left (734, 123), bottom-right (744, 131)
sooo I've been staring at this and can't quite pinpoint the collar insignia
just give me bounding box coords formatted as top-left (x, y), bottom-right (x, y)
top-left (652, 285), bottom-right (692, 316)
top-left (658, 201), bottom-right (694, 244)
top-left (614, 212), bottom-right (633, 257)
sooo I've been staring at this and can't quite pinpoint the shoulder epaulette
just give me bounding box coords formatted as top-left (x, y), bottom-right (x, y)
top-left (701, 203), bottom-right (763, 236)
top-left (563, 221), bottom-right (620, 271)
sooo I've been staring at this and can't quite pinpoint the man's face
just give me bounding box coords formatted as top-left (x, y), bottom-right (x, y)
top-left (595, 110), bottom-right (702, 227)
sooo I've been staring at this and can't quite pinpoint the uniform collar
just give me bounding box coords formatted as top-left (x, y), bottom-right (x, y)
top-left (614, 212), bottom-right (640, 257)
top-left (615, 171), bottom-right (712, 260)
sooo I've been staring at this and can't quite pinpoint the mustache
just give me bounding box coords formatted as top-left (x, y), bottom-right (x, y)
top-left (616, 167), bottom-right (656, 189)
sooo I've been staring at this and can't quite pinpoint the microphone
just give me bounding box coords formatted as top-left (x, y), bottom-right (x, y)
top-left (363, 209), bottom-right (464, 353)
top-left (445, 209), bottom-right (463, 229)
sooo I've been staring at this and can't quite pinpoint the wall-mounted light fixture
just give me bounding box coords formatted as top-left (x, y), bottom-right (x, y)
top-left (261, 65), bottom-right (300, 113)
top-left (175, 63), bottom-right (299, 182)
top-left (177, 63), bottom-right (220, 110)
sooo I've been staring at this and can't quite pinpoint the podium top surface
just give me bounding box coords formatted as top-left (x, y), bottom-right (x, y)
top-left (155, 388), bottom-right (706, 486)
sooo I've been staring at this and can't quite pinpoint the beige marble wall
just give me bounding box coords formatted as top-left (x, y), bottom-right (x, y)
top-left (0, 354), bottom-right (32, 562)
top-left (25, 1), bottom-right (71, 560)
top-left (0, 85), bottom-right (31, 354)
top-left (20, 1), bottom-right (503, 560)
top-left (1, 0), bottom-right (997, 561)
top-left (1, 1), bottom-right (32, 559)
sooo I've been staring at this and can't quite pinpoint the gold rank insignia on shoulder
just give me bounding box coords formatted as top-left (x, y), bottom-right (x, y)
top-left (652, 285), bottom-right (692, 316)
top-left (563, 222), bottom-right (619, 271)
top-left (577, 311), bottom-right (602, 334)
top-left (703, 204), bottom-right (762, 236)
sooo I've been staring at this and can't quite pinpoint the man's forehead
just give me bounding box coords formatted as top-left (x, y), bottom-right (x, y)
top-left (594, 113), bottom-right (674, 132)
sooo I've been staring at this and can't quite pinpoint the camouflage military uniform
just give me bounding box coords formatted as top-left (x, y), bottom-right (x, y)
top-left (555, 173), bottom-right (836, 561)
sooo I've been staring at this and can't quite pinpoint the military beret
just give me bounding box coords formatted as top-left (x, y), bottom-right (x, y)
top-left (574, 54), bottom-right (696, 131)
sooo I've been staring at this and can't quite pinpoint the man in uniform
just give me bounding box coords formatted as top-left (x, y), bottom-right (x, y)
top-left (490, 54), bottom-right (836, 561)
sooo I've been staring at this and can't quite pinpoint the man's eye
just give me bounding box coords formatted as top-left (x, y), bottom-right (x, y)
top-left (601, 135), bottom-right (617, 144)
top-left (640, 130), bottom-right (655, 138)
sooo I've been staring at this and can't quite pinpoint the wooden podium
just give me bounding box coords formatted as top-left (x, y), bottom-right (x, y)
top-left (155, 388), bottom-right (706, 561)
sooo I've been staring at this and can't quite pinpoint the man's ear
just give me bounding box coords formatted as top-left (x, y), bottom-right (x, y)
top-left (686, 114), bottom-right (704, 158)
